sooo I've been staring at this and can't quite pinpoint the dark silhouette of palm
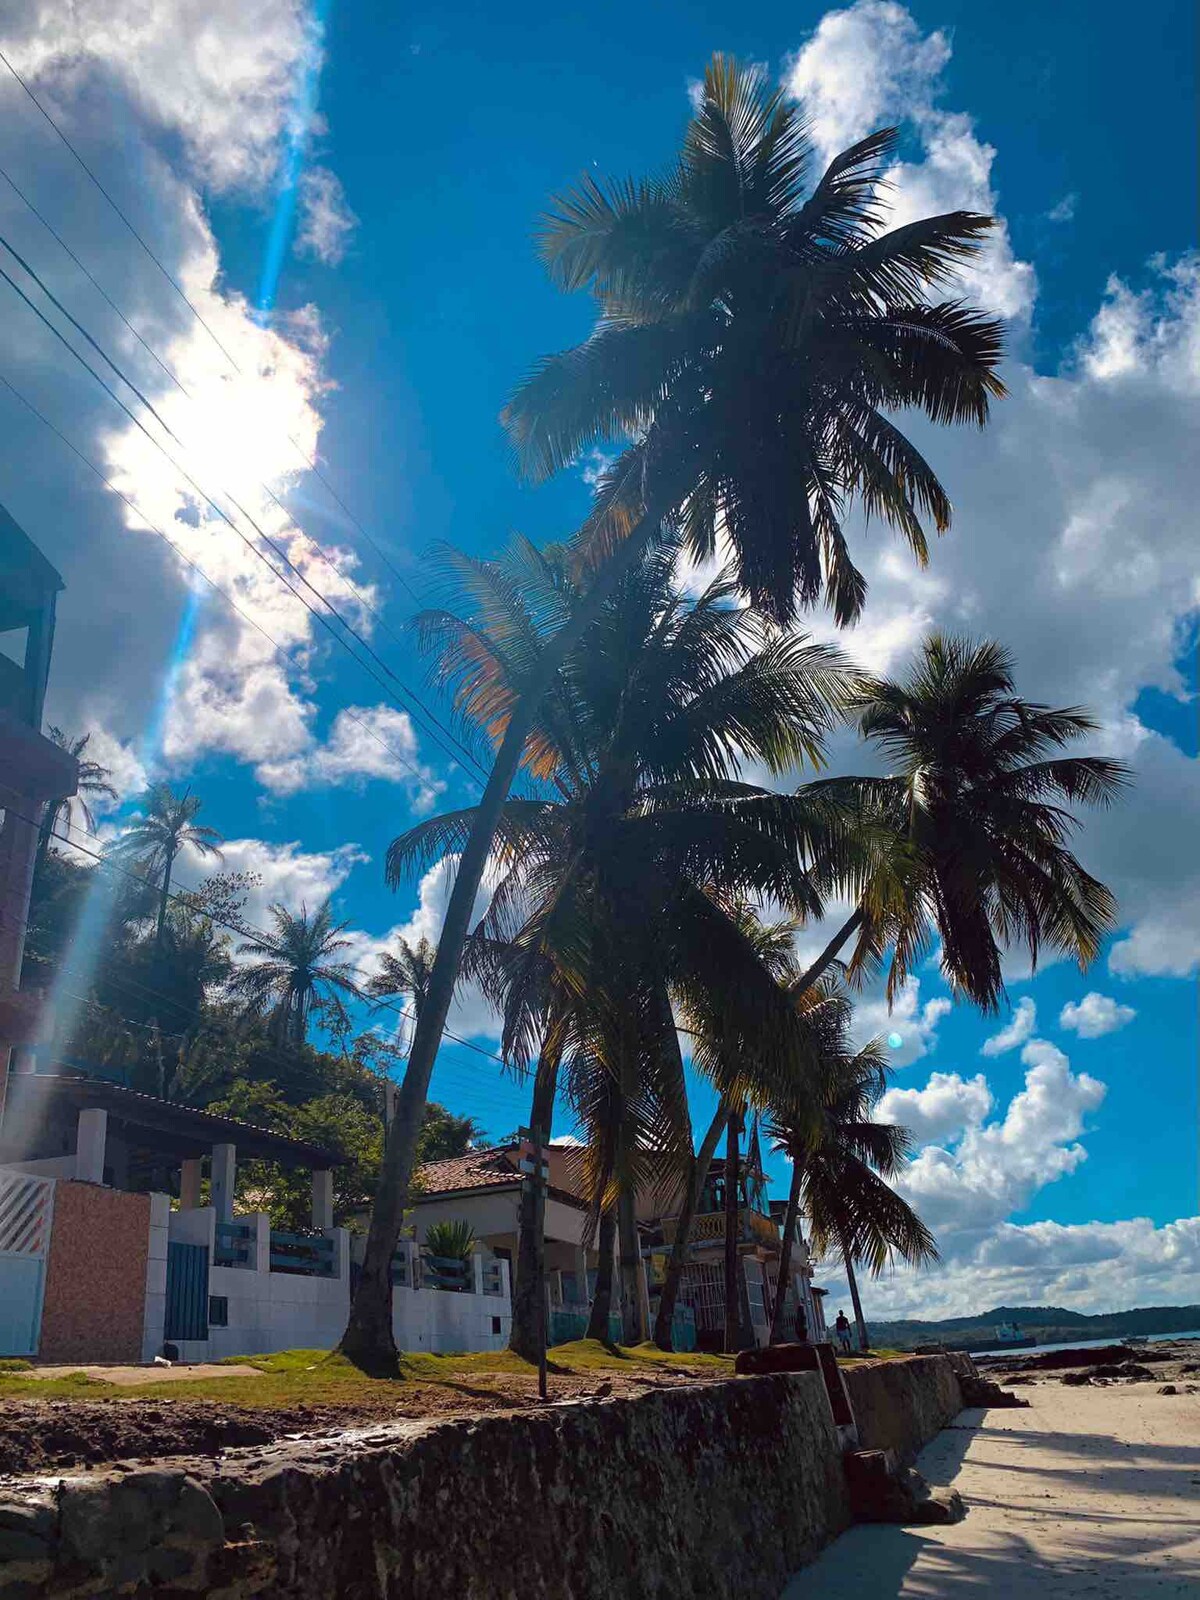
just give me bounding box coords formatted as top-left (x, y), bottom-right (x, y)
top-left (38, 728), bottom-right (118, 869)
top-left (504, 54), bottom-right (1007, 625)
top-left (112, 784), bottom-right (223, 948)
top-left (231, 898), bottom-right (363, 1046)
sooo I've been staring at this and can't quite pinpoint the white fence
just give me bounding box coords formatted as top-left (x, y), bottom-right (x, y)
top-left (0, 1168), bottom-right (53, 1356)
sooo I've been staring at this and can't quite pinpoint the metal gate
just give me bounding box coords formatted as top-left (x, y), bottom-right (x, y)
top-left (164, 1241), bottom-right (209, 1342)
top-left (0, 1170), bottom-right (53, 1357)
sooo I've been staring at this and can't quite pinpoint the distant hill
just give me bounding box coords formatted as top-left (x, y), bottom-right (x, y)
top-left (871, 1303), bottom-right (1200, 1351)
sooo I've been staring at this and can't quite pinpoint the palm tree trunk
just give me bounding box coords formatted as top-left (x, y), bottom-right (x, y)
top-left (842, 1230), bottom-right (869, 1353)
top-left (155, 848), bottom-right (176, 951)
top-left (792, 907), bottom-right (865, 995)
top-left (653, 1101), bottom-right (729, 1350)
top-left (724, 1110), bottom-right (745, 1354)
top-left (617, 1181), bottom-right (642, 1344)
top-left (509, 1047), bottom-right (559, 1361)
top-left (768, 1157), bottom-right (804, 1345)
top-left (343, 509), bottom-right (665, 1372)
top-left (585, 1208), bottom-right (617, 1341)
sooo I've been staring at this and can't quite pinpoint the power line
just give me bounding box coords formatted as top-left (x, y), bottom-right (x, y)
top-left (0, 252), bottom-right (490, 788)
top-left (0, 49), bottom-right (426, 611)
top-left (0, 372), bottom-right (446, 801)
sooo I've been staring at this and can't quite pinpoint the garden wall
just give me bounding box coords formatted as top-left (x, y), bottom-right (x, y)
top-left (843, 1354), bottom-right (965, 1463)
top-left (0, 1358), bottom-right (968, 1599)
top-left (38, 1182), bottom-right (149, 1364)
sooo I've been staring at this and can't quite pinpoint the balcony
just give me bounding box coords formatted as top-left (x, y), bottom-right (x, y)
top-left (660, 1206), bottom-right (779, 1252)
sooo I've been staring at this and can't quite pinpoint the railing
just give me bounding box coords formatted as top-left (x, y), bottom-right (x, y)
top-left (661, 1207), bottom-right (779, 1250)
top-left (422, 1253), bottom-right (470, 1292)
top-left (482, 1260), bottom-right (505, 1297)
top-left (213, 1221), bottom-right (253, 1267)
top-left (269, 1230), bottom-right (335, 1277)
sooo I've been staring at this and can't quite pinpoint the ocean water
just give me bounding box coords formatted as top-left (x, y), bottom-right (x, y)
top-left (972, 1329), bottom-right (1200, 1358)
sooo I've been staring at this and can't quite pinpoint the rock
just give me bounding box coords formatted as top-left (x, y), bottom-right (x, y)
top-left (912, 1489), bottom-right (966, 1525)
top-left (1062, 1371), bottom-right (1091, 1386)
top-left (735, 1343), bottom-right (821, 1375)
top-left (1158, 1384), bottom-right (1178, 1396)
top-left (959, 1374), bottom-right (1029, 1408)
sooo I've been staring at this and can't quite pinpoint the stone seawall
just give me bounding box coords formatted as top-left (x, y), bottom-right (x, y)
top-left (843, 1354), bottom-right (966, 1463)
top-left (0, 1358), bottom-right (966, 1599)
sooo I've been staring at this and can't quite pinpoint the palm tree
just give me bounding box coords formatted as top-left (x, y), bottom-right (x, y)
top-left (37, 728), bottom-right (118, 870)
top-left (230, 899), bottom-right (364, 1047)
top-left (793, 635), bottom-right (1129, 1011)
top-left (112, 784), bottom-right (223, 950)
top-left (366, 934), bottom-right (438, 1042)
top-left (766, 1014), bottom-right (938, 1352)
top-left (342, 539), bottom-right (861, 1368)
top-left (346, 59), bottom-right (1008, 1370)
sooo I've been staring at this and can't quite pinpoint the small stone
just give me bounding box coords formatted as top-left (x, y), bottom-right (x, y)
top-left (912, 1490), bottom-right (966, 1525)
top-left (1158, 1384), bottom-right (1178, 1396)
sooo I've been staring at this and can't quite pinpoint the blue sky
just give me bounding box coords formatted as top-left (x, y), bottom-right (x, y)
top-left (0, 0), bottom-right (1195, 1318)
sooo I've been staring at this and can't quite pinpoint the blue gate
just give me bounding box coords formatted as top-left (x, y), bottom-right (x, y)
top-left (164, 1242), bottom-right (209, 1342)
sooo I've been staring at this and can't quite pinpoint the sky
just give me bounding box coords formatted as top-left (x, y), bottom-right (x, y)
top-left (0, 0), bottom-right (1195, 1322)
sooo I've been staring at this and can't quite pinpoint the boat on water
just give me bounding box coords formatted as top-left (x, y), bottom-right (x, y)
top-left (989, 1320), bottom-right (1036, 1350)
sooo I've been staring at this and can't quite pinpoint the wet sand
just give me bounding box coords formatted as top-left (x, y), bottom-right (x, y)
top-left (782, 1380), bottom-right (1200, 1598)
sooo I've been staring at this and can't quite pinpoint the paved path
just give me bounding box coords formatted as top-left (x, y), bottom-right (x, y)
top-left (25, 1363), bottom-right (259, 1385)
top-left (782, 1383), bottom-right (1200, 1598)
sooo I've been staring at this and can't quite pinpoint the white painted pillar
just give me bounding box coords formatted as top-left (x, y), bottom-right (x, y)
top-left (179, 1158), bottom-right (203, 1209)
top-left (311, 1168), bottom-right (334, 1231)
top-left (75, 1106), bottom-right (107, 1183)
top-left (210, 1142), bottom-right (236, 1224)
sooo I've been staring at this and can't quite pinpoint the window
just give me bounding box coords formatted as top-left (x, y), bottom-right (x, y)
top-left (491, 1316), bottom-right (502, 1335)
top-left (208, 1296), bottom-right (229, 1327)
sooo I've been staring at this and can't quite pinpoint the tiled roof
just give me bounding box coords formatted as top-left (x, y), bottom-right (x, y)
top-left (415, 1148), bottom-right (522, 1196)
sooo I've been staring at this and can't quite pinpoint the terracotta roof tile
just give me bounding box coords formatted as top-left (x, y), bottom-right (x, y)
top-left (415, 1148), bottom-right (522, 1196)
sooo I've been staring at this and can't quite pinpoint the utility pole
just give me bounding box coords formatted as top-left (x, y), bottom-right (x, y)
top-left (519, 1123), bottom-right (549, 1400)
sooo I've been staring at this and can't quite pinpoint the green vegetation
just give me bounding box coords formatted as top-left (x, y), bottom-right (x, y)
top-left (423, 1219), bottom-right (476, 1261)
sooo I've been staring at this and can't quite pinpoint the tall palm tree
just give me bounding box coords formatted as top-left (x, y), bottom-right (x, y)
top-left (766, 1017), bottom-right (937, 1352)
top-left (346, 58), bottom-right (1008, 1369)
top-left (37, 728), bottom-right (118, 870)
top-left (112, 784), bottom-right (223, 950)
top-left (366, 934), bottom-right (438, 1042)
top-left (342, 539), bottom-right (861, 1368)
top-left (793, 634), bottom-right (1129, 1010)
top-left (230, 899), bottom-right (364, 1047)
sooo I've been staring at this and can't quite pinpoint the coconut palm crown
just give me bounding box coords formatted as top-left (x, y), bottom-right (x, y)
top-left (503, 54), bottom-right (1007, 625)
top-left (112, 784), bottom-right (224, 948)
top-left (230, 899), bottom-right (364, 1047)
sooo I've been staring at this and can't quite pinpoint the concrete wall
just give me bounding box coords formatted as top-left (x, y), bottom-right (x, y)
top-left (39, 1182), bottom-right (150, 1363)
top-left (2, 1373), bottom-right (852, 1599)
top-left (843, 1354), bottom-right (964, 1464)
top-left (391, 1255), bottom-right (512, 1354)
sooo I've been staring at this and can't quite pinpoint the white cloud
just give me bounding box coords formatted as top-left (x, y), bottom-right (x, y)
top-left (3, 0), bottom-right (324, 191)
top-left (77, 726), bottom-right (146, 805)
top-left (853, 975), bottom-right (953, 1066)
top-left (784, 1), bottom-right (1035, 319)
top-left (175, 833), bottom-right (367, 937)
top-left (815, 1213), bottom-right (1200, 1322)
top-left (256, 705), bottom-right (444, 809)
top-left (878, 1070), bottom-right (993, 1145)
top-left (296, 167), bottom-right (356, 265)
top-left (1059, 991), bottom-right (1137, 1039)
top-left (980, 996), bottom-right (1037, 1056)
top-left (1047, 193), bottom-right (1077, 224)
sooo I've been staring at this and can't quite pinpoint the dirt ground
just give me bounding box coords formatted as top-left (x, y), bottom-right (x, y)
top-left (784, 1342), bottom-right (1200, 1599)
top-left (0, 1348), bottom-right (728, 1477)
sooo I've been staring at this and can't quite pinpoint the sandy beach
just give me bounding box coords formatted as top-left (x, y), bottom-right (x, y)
top-left (783, 1378), bottom-right (1200, 1598)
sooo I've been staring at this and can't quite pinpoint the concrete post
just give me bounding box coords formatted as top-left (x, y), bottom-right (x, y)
top-left (179, 1158), bottom-right (203, 1209)
top-left (472, 1250), bottom-right (485, 1295)
top-left (573, 1245), bottom-right (588, 1307)
top-left (75, 1106), bottom-right (107, 1184)
top-left (311, 1168), bottom-right (334, 1231)
top-left (210, 1142), bottom-right (236, 1224)
top-left (0, 794), bottom-right (42, 997)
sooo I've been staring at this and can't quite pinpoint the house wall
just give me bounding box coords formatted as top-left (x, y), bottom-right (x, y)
top-left (39, 1182), bottom-right (150, 1363)
top-left (391, 1258), bottom-right (512, 1354)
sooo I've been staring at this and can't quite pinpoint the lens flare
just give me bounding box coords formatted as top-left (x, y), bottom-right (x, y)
top-left (887, 1031), bottom-right (904, 1050)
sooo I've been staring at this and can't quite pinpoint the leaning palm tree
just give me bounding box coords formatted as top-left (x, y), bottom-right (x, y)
top-left (767, 1020), bottom-right (937, 1352)
top-left (112, 784), bottom-right (223, 950)
top-left (793, 634), bottom-right (1129, 1011)
top-left (230, 899), bottom-right (364, 1047)
top-left (347, 58), bottom-right (1008, 1370)
top-left (37, 728), bottom-right (118, 870)
top-left (342, 539), bottom-right (861, 1369)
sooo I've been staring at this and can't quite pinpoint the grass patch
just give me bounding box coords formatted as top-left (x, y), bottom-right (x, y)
top-left (0, 1369), bottom-right (105, 1398)
top-left (0, 1358), bottom-right (33, 1372)
top-left (0, 1342), bottom-right (729, 1407)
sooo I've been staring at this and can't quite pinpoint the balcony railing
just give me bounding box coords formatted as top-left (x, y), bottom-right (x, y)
top-left (661, 1207), bottom-right (779, 1251)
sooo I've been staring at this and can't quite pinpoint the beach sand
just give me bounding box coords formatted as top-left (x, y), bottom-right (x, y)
top-left (782, 1379), bottom-right (1200, 1597)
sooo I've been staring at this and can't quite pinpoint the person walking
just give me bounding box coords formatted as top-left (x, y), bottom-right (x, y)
top-left (835, 1309), bottom-right (853, 1354)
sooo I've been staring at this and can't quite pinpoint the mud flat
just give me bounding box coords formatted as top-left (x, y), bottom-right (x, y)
top-left (781, 1377), bottom-right (1200, 1598)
